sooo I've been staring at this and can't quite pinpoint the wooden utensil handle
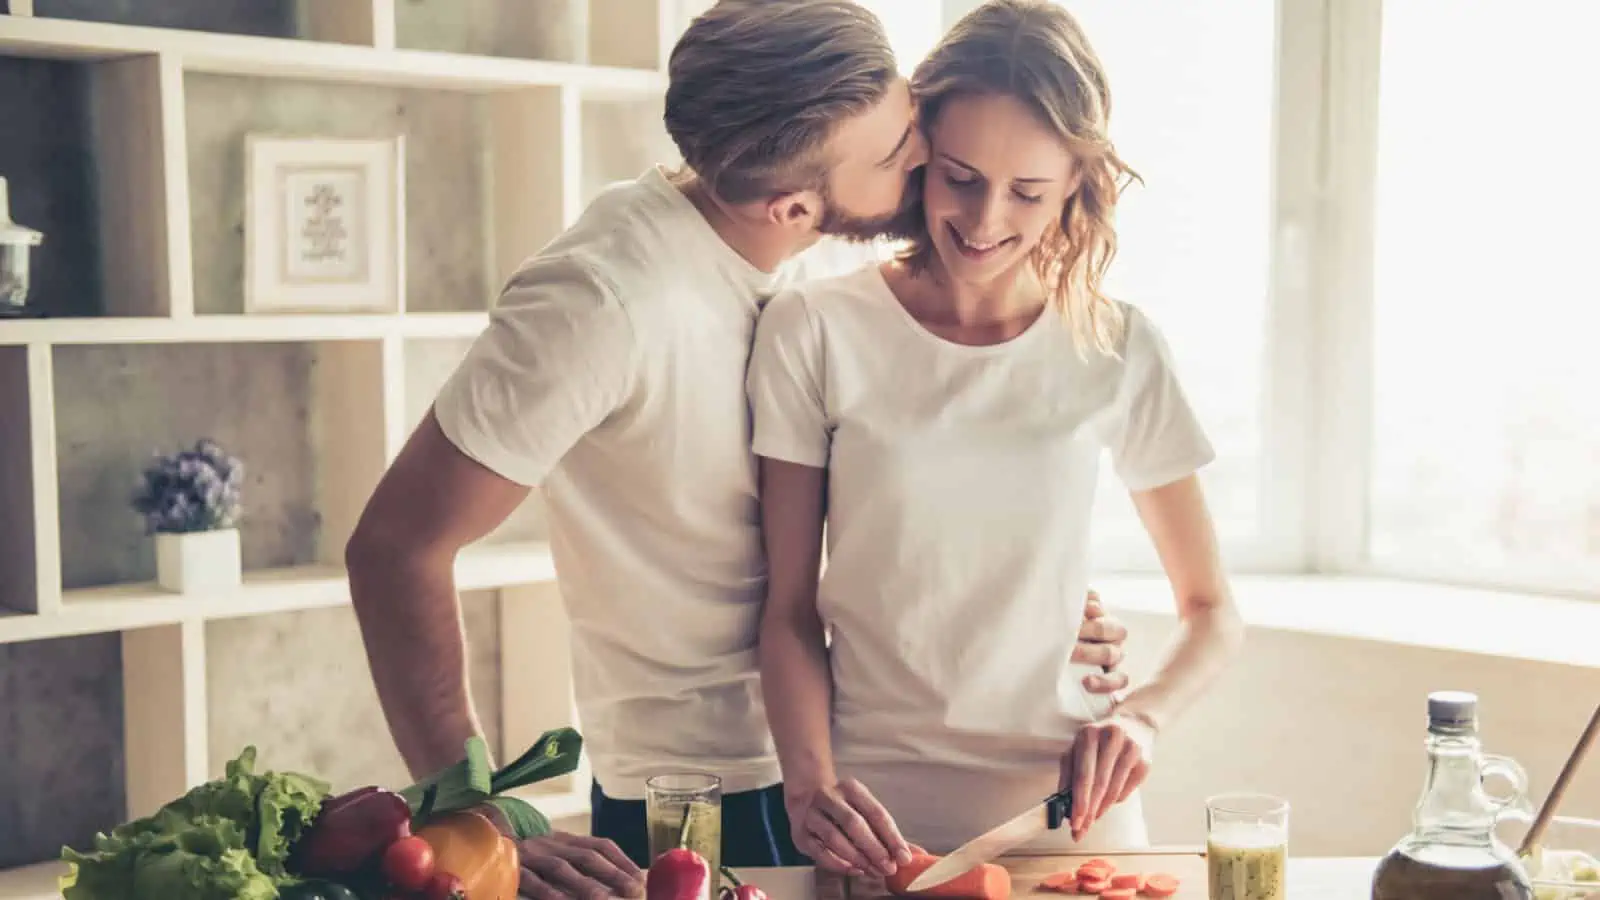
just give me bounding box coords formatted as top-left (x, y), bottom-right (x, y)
top-left (1519, 703), bottom-right (1600, 856)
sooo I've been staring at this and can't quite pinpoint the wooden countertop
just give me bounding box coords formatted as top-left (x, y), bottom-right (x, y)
top-left (731, 857), bottom-right (1379, 900)
top-left (3, 856), bottom-right (1379, 899)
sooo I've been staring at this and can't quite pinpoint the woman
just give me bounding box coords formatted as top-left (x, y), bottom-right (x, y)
top-left (746, 0), bottom-right (1246, 877)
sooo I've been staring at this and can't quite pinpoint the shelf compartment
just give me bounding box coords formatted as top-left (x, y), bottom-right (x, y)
top-left (203, 586), bottom-right (503, 792)
top-left (489, 85), bottom-right (578, 279)
top-left (122, 619), bottom-right (206, 820)
top-left (396, 0), bottom-right (582, 65)
top-left (0, 312), bottom-right (491, 346)
top-left (499, 581), bottom-right (588, 796)
top-left (0, 51), bottom-right (190, 319)
top-left (33, 0), bottom-right (299, 40)
top-left (184, 73), bottom-right (489, 315)
top-left (51, 340), bottom-right (388, 591)
top-left (0, 345), bottom-right (60, 615)
top-left (580, 93), bottom-right (675, 209)
top-left (0, 15), bottom-right (668, 95)
top-left (0, 630), bottom-right (125, 870)
top-left (29, 0), bottom-right (391, 46)
top-left (588, 0), bottom-right (673, 71)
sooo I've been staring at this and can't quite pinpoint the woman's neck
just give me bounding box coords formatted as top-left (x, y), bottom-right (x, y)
top-left (886, 254), bottom-right (1046, 345)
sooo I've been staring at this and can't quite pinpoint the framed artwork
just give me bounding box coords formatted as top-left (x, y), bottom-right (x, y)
top-left (244, 135), bottom-right (405, 313)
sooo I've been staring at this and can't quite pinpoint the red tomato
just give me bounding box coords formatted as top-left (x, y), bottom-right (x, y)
top-left (381, 835), bottom-right (436, 892)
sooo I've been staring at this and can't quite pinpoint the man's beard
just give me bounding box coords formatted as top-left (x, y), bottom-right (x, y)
top-left (815, 171), bottom-right (925, 244)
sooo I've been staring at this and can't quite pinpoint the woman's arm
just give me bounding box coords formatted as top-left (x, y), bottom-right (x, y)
top-left (757, 456), bottom-right (912, 877)
top-left (1118, 474), bottom-right (1245, 728)
top-left (1063, 474), bottom-right (1246, 838)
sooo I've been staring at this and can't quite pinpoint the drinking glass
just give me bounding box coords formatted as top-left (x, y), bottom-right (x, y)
top-left (646, 772), bottom-right (723, 890)
top-left (1206, 792), bottom-right (1289, 900)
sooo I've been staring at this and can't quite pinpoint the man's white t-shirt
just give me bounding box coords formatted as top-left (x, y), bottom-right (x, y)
top-left (434, 166), bottom-right (838, 800)
top-left (745, 265), bottom-right (1216, 852)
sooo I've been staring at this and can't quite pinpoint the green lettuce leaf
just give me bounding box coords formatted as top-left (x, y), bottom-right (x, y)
top-left (60, 746), bottom-right (330, 900)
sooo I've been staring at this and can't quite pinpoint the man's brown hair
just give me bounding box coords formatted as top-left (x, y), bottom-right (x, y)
top-left (665, 0), bottom-right (898, 205)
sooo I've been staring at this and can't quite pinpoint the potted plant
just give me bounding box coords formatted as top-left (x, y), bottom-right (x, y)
top-left (131, 438), bottom-right (245, 593)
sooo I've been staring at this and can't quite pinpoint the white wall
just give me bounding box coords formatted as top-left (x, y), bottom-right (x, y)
top-left (1117, 605), bottom-right (1600, 857)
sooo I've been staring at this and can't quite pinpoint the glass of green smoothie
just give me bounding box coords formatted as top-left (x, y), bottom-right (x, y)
top-left (1206, 793), bottom-right (1288, 900)
top-left (646, 773), bottom-right (723, 891)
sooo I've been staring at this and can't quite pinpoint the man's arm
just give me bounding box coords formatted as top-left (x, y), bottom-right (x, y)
top-left (345, 408), bottom-right (528, 778)
top-left (346, 411), bottom-right (644, 900)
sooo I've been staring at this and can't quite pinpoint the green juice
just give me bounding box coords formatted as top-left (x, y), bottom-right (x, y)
top-left (1207, 821), bottom-right (1287, 900)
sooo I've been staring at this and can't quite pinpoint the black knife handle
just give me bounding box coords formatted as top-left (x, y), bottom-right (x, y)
top-left (1045, 789), bottom-right (1072, 830)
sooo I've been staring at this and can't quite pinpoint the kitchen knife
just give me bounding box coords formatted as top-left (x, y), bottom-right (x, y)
top-left (903, 788), bottom-right (1073, 892)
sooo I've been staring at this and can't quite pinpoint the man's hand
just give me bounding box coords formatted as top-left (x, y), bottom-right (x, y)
top-left (1075, 589), bottom-right (1131, 695)
top-left (784, 778), bottom-right (915, 878)
top-left (513, 832), bottom-right (644, 900)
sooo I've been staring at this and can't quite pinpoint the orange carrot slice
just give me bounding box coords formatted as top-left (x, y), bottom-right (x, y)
top-left (1100, 890), bottom-right (1136, 900)
top-left (1038, 871), bottom-right (1079, 892)
top-left (1109, 873), bottom-right (1142, 891)
top-left (1140, 873), bottom-right (1180, 898)
top-left (1078, 876), bottom-right (1112, 894)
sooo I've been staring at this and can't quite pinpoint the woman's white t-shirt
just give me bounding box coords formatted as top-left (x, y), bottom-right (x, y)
top-left (745, 265), bottom-right (1216, 853)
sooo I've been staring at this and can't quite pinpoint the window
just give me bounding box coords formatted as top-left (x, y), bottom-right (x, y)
top-left (854, 1), bottom-right (941, 70)
top-left (1367, 1), bottom-right (1600, 592)
top-left (1048, 1), bottom-right (1281, 568)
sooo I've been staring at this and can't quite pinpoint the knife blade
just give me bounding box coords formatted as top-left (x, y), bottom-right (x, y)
top-left (903, 788), bottom-right (1073, 892)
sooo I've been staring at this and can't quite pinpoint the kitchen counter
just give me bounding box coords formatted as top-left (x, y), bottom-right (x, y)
top-left (731, 857), bottom-right (1379, 900)
top-left (3, 857), bottom-right (1379, 899)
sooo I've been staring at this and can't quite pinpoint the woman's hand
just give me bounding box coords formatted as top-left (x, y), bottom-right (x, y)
top-left (783, 777), bottom-right (915, 877)
top-left (1058, 714), bottom-right (1156, 841)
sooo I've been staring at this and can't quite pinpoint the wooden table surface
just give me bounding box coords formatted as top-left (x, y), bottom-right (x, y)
top-left (732, 856), bottom-right (1378, 900)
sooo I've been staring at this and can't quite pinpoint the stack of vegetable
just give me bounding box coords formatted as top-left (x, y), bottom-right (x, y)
top-left (58, 728), bottom-right (583, 900)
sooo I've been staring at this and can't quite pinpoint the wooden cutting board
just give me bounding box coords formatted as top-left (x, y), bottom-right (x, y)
top-left (816, 848), bottom-right (1209, 900)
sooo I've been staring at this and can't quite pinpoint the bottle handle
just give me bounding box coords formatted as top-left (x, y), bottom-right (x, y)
top-left (1480, 753), bottom-right (1532, 814)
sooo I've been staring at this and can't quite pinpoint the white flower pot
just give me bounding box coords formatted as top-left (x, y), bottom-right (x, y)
top-left (154, 528), bottom-right (242, 593)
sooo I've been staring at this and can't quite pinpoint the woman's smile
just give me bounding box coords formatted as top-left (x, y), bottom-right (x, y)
top-left (945, 221), bottom-right (1019, 262)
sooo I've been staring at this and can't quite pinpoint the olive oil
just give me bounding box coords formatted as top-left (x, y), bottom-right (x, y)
top-left (1371, 691), bottom-right (1535, 899)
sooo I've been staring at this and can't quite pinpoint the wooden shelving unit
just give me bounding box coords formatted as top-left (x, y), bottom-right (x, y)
top-left (0, 1), bottom-right (690, 892)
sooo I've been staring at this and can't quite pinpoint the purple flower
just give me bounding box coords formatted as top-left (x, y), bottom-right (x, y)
top-left (130, 438), bottom-right (244, 534)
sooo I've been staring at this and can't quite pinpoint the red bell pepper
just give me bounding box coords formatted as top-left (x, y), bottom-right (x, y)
top-left (647, 848), bottom-right (713, 900)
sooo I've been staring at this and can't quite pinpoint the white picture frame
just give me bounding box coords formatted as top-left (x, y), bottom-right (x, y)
top-left (244, 135), bottom-right (405, 314)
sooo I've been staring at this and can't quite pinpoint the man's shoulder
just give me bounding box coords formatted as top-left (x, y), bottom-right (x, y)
top-left (522, 174), bottom-right (747, 318)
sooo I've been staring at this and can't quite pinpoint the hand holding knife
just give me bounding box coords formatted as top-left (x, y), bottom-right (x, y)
top-left (902, 788), bottom-right (1073, 893)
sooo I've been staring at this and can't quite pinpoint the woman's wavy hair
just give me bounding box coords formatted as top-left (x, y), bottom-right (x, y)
top-left (894, 0), bottom-right (1140, 355)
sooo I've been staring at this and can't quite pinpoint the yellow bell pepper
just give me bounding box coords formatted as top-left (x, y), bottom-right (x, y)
top-left (416, 810), bottom-right (520, 900)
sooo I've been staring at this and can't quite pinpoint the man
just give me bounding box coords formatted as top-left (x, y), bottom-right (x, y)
top-left (345, 3), bottom-right (1131, 899)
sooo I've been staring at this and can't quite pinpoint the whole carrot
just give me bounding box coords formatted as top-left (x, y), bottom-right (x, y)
top-left (885, 852), bottom-right (1011, 900)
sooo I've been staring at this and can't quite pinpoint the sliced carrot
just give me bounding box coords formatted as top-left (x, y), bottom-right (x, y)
top-left (1078, 876), bottom-right (1112, 894)
top-left (1109, 873), bottom-right (1143, 891)
top-left (884, 853), bottom-right (1013, 900)
top-left (1140, 873), bottom-right (1180, 898)
top-left (1080, 859), bottom-right (1116, 875)
top-left (1038, 871), bottom-right (1079, 892)
top-left (1100, 890), bottom-right (1136, 900)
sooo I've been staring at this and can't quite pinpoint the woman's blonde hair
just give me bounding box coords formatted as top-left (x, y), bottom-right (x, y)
top-left (897, 0), bottom-right (1139, 354)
